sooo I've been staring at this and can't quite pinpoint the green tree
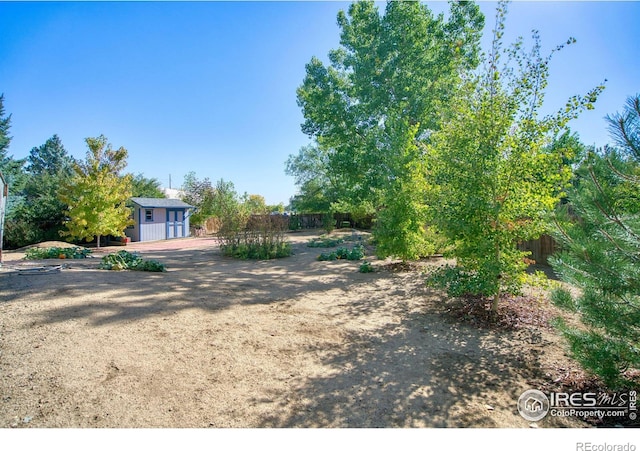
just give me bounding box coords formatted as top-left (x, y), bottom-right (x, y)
top-left (180, 173), bottom-right (245, 229)
top-left (292, 0), bottom-right (484, 259)
top-left (5, 135), bottom-right (76, 247)
top-left (549, 95), bottom-right (640, 388)
top-left (244, 194), bottom-right (268, 215)
top-left (27, 134), bottom-right (74, 175)
top-left (268, 203), bottom-right (286, 214)
top-left (0, 94), bottom-right (10, 158)
top-left (0, 94), bottom-right (26, 221)
top-left (211, 178), bottom-right (243, 222)
top-left (130, 173), bottom-right (166, 198)
top-left (59, 135), bottom-right (133, 247)
top-left (181, 172), bottom-right (215, 226)
top-left (285, 144), bottom-right (336, 213)
top-left (428, 2), bottom-right (604, 311)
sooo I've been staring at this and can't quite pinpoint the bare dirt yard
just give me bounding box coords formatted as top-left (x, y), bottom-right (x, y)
top-left (0, 231), bottom-right (589, 428)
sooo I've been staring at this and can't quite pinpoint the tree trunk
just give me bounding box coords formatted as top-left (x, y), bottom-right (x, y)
top-left (491, 290), bottom-right (500, 313)
top-left (491, 237), bottom-right (500, 313)
top-left (97, 235), bottom-right (101, 248)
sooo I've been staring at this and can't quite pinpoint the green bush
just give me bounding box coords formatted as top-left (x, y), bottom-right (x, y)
top-left (359, 261), bottom-right (374, 273)
top-left (25, 246), bottom-right (92, 260)
top-left (427, 265), bottom-right (500, 299)
top-left (221, 241), bottom-right (292, 260)
top-left (322, 212), bottom-right (335, 234)
top-left (220, 214), bottom-right (292, 260)
top-left (306, 236), bottom-right (344, 248)
top-left (99, 250), bottom-right (166, 272)
top-left (317, 245), bottom-right (365, 262)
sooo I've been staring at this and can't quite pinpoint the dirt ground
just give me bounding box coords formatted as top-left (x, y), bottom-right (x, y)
top-left (0, 230), bottom-right (588, 428)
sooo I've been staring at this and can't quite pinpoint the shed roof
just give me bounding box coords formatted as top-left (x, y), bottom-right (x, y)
top-left (130, 197), bottom-right (194, 209)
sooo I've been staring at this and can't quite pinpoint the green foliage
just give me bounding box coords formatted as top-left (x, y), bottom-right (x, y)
top-left (373, 123), bottom-right (434, 260)
top-left (130, 173), bottom-right (166, 198)
top-left (268, 203), bottom-right (286, 215)
top-left (288, 215), bottom-right (301, 231)
top-left (306, 236), bottom-right (344, 248)
top-left (317, 244), bottom-right (365, 261)
top-left (99, 250), bottom-right (166, 272)
top-left (221, 241), bottom-right (292, 260)
top-left (27, 135), bottom-right (74, 176)
top-left (0, 94), bottom-right (27, 226)
top-left (0, 93), bottom-right (10, 157)
top-left (549, 95), bottom-right (640, 388)
top-left (59, 135), bottom-right (133, 248)
top-left (220, 215), bottom-right (292, 260)
top-left (322, 212), bottom-right (335, 234)
top-left (4, 135), bottom-right (75, 249)
top-left (181, 172), bottom-right (215, 226)
top-left (244, 194), bottom-right (268, 215)
top-left (359, 261), bottom-right (374, 273)
top-left (427, 265), bottom-right (505, 299)
top-left (181, 173), bottom-right (247, 229)
top-left (290, 1), bottom-right (485, 258)
top-left (285, 144), bottom-right (336, 214)
top-left (25, 246), bottom-right (91, 260)
top-left (427, 2), bottom-right (604, 310)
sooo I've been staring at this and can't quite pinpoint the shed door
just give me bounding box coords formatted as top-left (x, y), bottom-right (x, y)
top-left (167, 210), bottom-right (184, 239)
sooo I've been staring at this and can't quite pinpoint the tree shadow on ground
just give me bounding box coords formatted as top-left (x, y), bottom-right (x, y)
top-left (257, 289), bottom-right (547, 427)
top-left (0, 237), bottom-right (558, 427)
top-left (0, 240), bottom-right (373, 327)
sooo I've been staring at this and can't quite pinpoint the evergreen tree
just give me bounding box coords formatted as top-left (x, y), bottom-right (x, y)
top-left (0, 94), bottom-right (11, 160)
top-left (0, 94), bottom-right (26, 221)
top-left (130, 173), bottom-right (166, 198)
top-left (27, 134), bottom-right (74, 175)
top-left (3, 135), bottom-right (76, 248)
top-left (59, 135), bottom-right (133, 248)
top-left (549, 95), bottom-right (640, 388)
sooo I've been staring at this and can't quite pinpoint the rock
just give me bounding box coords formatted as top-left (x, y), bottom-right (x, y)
top-left (529, 423), bottom-right (539, 428)
top-left (485, 404), bottom-right (494, 411)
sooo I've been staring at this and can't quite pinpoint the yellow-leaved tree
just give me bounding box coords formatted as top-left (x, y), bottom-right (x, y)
top-left (59, 135), bottom-right (132, 248)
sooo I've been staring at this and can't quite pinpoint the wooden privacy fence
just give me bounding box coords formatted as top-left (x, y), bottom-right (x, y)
top-left (518, 234), bottom-right (557, 265)
top-left (288, 213), bottom-right (374, 230)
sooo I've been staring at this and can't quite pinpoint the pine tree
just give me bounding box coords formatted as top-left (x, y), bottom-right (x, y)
top-left (0, 94), bottom-right (11, 160)
top-left (549, 95), bottom-right (640, 388)
top-left (0, 93), bottom-right (27, 225)
top-left (18, 136), bottom-right (75, 245)
top-left (59, 135), bottom-right (133, 248)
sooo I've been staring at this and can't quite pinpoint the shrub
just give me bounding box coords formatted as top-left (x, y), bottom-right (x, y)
top-left (99, 250), bottom-right (166, 272)
top-left (359, 261), bottom-right (374, 273)
top-left (427, 265), bottom-right (502, 299)
top-left (322, 212), bottom-right (335, 234)
top-left (221, 241), bottom-right (292, 260)
top-left (317, 245), bottom-right (365, 261)
top-left (306, 236), bottom-right (344, 248)
top-left (220, 214), bottom-right (292, 260)
top-left (25, 246), bottom-right (92, 260)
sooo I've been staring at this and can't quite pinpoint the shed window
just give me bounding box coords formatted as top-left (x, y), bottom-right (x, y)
top-left (145, 209), bottom-right (153, 222)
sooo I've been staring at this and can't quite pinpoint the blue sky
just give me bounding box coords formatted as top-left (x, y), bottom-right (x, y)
top-left (0, 1), bottom-right (638, 205)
